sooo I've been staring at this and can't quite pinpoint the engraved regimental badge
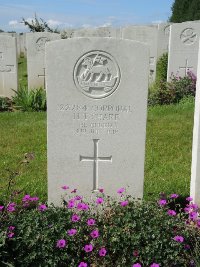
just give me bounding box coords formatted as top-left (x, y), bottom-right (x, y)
top-left (36, 37), bottom-right (50, 52)
top-left (74, 51), bottom-right (121, 99)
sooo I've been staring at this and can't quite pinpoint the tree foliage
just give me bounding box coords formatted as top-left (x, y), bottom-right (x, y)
top-left (22, 14), bottom-right (59, 33)
top-left (169, 0), bottom-right (200, 22)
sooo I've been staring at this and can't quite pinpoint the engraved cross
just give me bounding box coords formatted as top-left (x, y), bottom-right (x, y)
top-left (179, 59), bottom-right (193, 76)
top-left (38, 68), bottom-right (46, 88)
top-left (80, 139), bottom-right (112, 191)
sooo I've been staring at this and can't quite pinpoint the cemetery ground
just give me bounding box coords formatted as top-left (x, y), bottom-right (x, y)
top-left (0, 56), bottom-right (195, 203)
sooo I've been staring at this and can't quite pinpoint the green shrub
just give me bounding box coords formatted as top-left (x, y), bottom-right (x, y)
top-left (149, 71), bottom-right (196, 106)
top-left (0, 97), bottom-right (13, 112)
top-left (12, 87), bottom-right (46, 111)
top-left (155, 53), bottom-right (168, 84)
top-left (0, 188), bottom-right (199, 267)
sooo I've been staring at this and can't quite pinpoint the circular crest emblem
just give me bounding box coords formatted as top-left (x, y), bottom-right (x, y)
top-left (36, 37), bottom-right (50, 52)
top-left (180, 28), bottom-right (197, 45)
top-left (73, 51), bottom-right (121, 99)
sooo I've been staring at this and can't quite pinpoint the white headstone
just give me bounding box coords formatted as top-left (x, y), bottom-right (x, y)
top-left (157, 23), bottom-right (171, 58)
top-left (73, 27), bottom-right (122, 38)
top-left (46, 37), bottom-right (149, 205)
top-left (190, 41), bottom-right (200, 206)
top-left (26, 32), bottom-right (61, 90)
top-left (167, 21), bottom-right (200, 81)
top-left (122, 25), bottom-right (158, 83)
top-left (0, 35), bottom-right (18, 98)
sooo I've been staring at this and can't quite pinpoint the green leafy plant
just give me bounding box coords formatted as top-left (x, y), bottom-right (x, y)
top-left (0, 188), bottom-right (199, 267)
top-left (12, 87), bottom-right (46, 111)
top-left (0, 97), bottom-right (13, 112)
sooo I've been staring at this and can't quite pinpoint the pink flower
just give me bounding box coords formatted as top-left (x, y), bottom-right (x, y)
top-left (173, 235), bottom-right (184, 243)
top-left (189, 211), bottom-right (198, 221)
top-left (120, 200), bottom-right (128, 207)
top-left (68, 200), bottom-right (75, 209)
top-left (7, 232), bottom-right (14, 238)
top-left (84, 244), bottom-right (93, 252)
top-left (7, 203), bottom-right (16, 212)
top-left (0, 206), bottom-right (4, 211)
top-left (56, 239), bottom-right (66, 248)
top-left (99, 247), bottom-right (107, 256)
top-left (99, 188), bottom-right (104, 193)
top-left (170, 194), bottom-right (179, 199)
top-left (132, 264), bottom-right (142, 267)
top-left (117, 187), bottom-right (125, 194)
top-left (82, 203), bottom-right (89, 210)
top-left (71, 214), bottom-right (80, 222)
top-left (74, 195), bottom-right (83, 200)
top-left (61, 185), bottom-right (69, 190)
top-left (96, 197), bottom-right (104, 204)
top-left (167, 210), bottom-right (176, 216)
top-left (78, 262), bottom-right (88, 267)
top-left (71, 189), bottom-right (77, 193)
top-left (38, 204), bottom-right (47, 211)
top-left (30, 197), bottom-right (39, 201)
top-left (77, 202), bottom-right (89, 211)
top-left (8, 226), bottom-right (15, 231)
top-left (90, 229), bottom-right (99, 239)
top-left (133, 250), bottom-right (139, 257)
top-left (186, 197), bottom-right (193, 201)
top-left (22, 195), bottom-right (31, 202)
top-left (150, 264), bottom-right (160, 267)
top-left (158, 199), bottom-right (167, 206)
top-left (67, 229), bottom-right (77, 236)
top-left (87, 218), bottom-right (96, 226)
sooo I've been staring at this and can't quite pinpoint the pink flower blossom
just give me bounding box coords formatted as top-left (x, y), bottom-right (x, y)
top-left (8, 226), bottom-right (15, 231)
top-left (132, 264), bottom-right (142, 267)
top-left (133, 250), bottom-right (139, 257)
top-left (173, 235), bottom-right (184, 243)
top-left (22, 195), bottom-right (31, 202)
top-left (7, 232), bottom-right (14, 238)
top-left (120, 200), bottom-right (129, 207)
top-left (96, 197), bottom-right (104, 204)
top-left (56, 239), bottom-right (66, 248)
top-left (87, 218), bottom-right (96, 226)
top-left (99, 247), bottom-right (107, 256)
top-left (67, 229), bottom-right (77, 236)
top-left (117, 187), bottom-right (125, 194)
top-left (74, 195), bottom-right (83, 200)
top-left (61, 185), bottom-right (69, 190)
top-left (84, 244), bottom-right (93, 252)
top-left (71, 189), bottom-right (77, 193)
top-left (7, 203), bottom-right (16, 212)
top-left (99, 188), bottom-right (104, 193)
top-left (167, 210), bottom-right (176, 216)
top-left (71, 214), bottom-right (80, 222)
top-left (170, 194), bottom-right (179, 199)
top-left (30, 197), bottom-right (39, 201)
top-left (150, 264), bottom-right (160, 267)
top-left (0, 206), bottom-right (4, 211)
top-left (38, 204), bottom-right (47, 211)
top-left (78, 262), bottom-right (88, 267)
top-left (68, 200), bottom-right (75, 209)
top-left (90, 229), bottom-right (99, 239)
top-left (186, 197), bottom-right (193, 201)
top-left (189, 211), bottom-right (198, 221)
top-left (158, 199), bottom-right (167, 206)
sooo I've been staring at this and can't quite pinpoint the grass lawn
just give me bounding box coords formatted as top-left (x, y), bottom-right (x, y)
top-left (0, 56), bottom-right (195, 203)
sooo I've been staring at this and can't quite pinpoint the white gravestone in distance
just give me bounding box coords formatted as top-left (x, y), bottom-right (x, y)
top-left (190, 42), bottom-right (200, 206)
top-left (0, 35), bottom-right (18, 98)
top-left (122, 25), bottom-right (158, 83)
top-left (167, 21), bottom-right (200, 81)
top-left (157, 23), bottom-right (171, 58)
top-left (26, 32), bottom-right (61, 90)
top-left (73, 27), bottom-right (122, 38)
top-left (46, 37), bottom-right (149, 205)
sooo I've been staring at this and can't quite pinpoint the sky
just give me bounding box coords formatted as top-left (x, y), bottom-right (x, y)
top-left (0, 0), bottom-right (174, 32)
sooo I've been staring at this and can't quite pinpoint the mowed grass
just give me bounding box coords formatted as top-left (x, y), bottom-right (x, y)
top-left (0, 100), bottom-right (195, 202)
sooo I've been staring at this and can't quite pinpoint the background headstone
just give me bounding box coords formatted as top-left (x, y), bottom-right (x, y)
top-left (190, 41), bottom-right (200, 206)
top-left (73, 27), bottom-right (122, 38)
top-left (157, 23), bottom-right (172, 58)
top-left (122, 25), bottom-right (158, 83)
top-left (26, 32), bottom-right (61, 90)
top-left (46, 37), bottom-right (149, 205)
top-left (0, 35), bottom-right (18, 98)
top-left (167, 21), bottom-right (200, 81)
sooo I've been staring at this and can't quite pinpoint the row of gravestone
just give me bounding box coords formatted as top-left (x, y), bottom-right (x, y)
top-left (46, 35), bottom-right (200, 206)
top-left (1, 21), bottom-right (200, 98)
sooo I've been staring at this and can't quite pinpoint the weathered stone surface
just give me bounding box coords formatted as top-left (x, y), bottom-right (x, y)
top-left (46, 37), bottom-right (149, 205)
top-left (122, 25), bottom-right (158, 83)
top-left (157, 23), bottom-right (172, 58)
top-left (190, 41), bottom-right (200, 206)
top-left (26, 32), bottom-right (61, 89)
top-left (0, 35), bottom-right (18, 98)
top-left (73, 27), bottom-right (122, 38)
top-left (167, 21), bottom-right (200, 81)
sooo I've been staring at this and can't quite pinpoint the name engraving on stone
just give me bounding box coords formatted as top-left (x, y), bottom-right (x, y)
top-left (58, 104), bottom-right (133, 135)
top-left (73, 51), bottom-right (121, 99)
top-left (80, 139), bottom-right (112, 191)
top-left (180, 28), bottom-right (197, 45)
